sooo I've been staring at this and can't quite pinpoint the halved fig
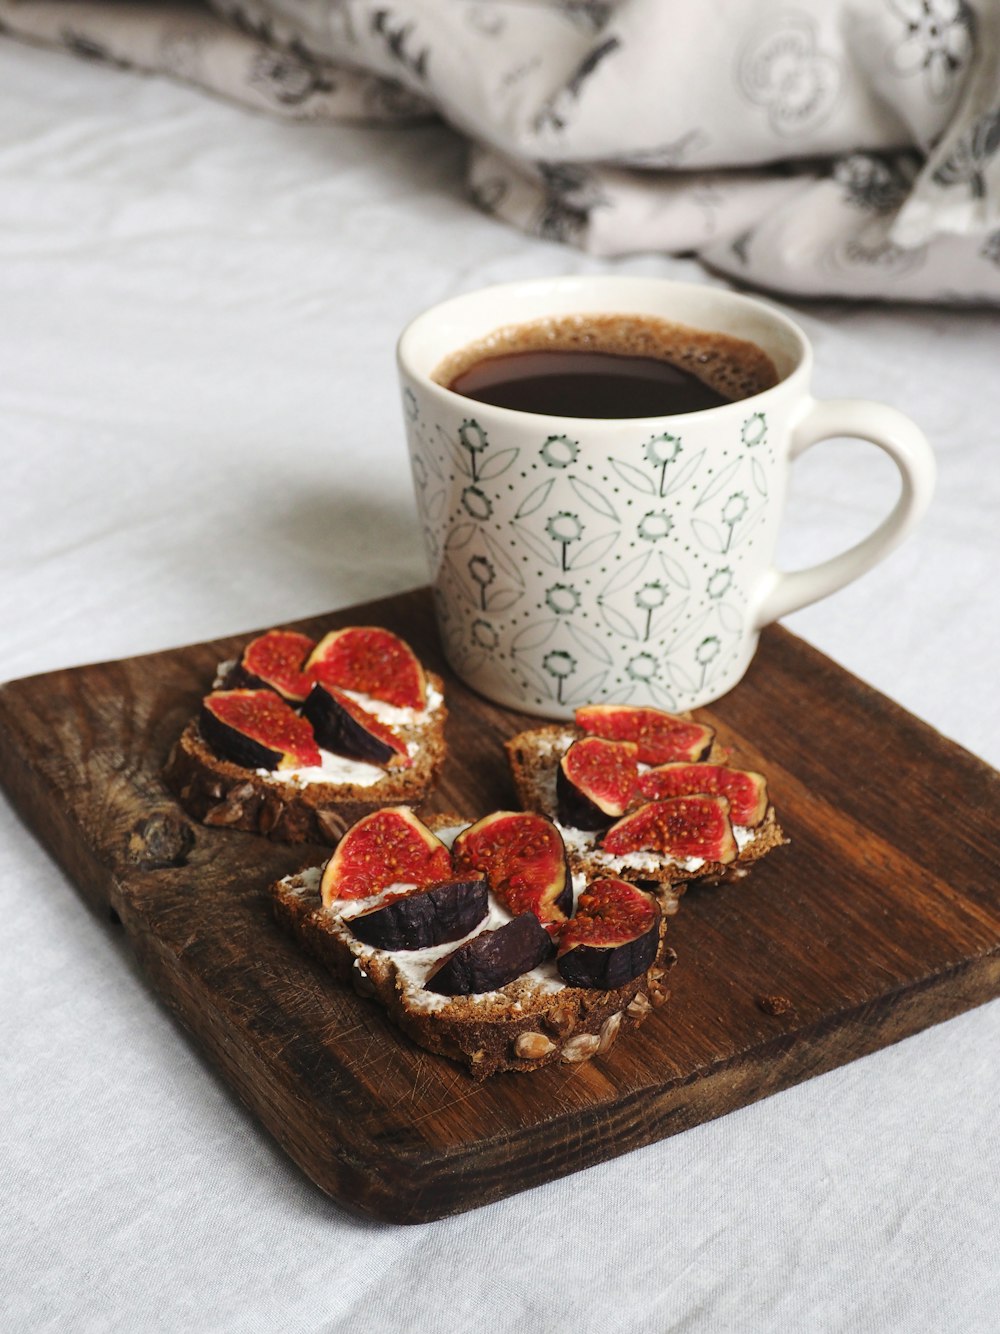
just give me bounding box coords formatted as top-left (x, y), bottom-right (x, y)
top-left (348, 877), bottom-right (489, 950)
top-left (200, 689), bottom-right (321, 771)
top-left (305, 626), bottom-right (427, 710)
top-left (557, 879), bottom-right (660, 990)
top-left (451, 811), bottom-right (572, 931)
top-left (637, 763), bottom-right (769, 827)
top-left (425, 912), bottom-right (552, 996)
top-left (601, 796), bottom-right (738, 864)
top-left (575, 704), bottom-right (714, 765)
top-left (556, 736), bottom-right (639, 830)
top-left (302, 682), bottom-right (410, 767)
top-left (321, 807), bottom-right (452, 905)
top-left (229, 629), bottom-right (315, 702)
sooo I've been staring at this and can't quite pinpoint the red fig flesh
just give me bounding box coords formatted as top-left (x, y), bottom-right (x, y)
top-left (321, 807), bottom-right (452, 905)
top-left (575, 704), bottom-right (714, 765)
top-left (348, 878), bottom-right (489, 951)
top-left (452, 811), bottom-right (572, 930)
top-left (305, 626), bottom-right (427, 710)
top-left (235, 629), bottom-right (315, 702)
top-left (637, 763), bottom-right (768, 826)
top-left (557, 736), bottom-right (639, 830)
top-left (601, 796), bottom-right (738, 864)
top-left (557, 879), bottom-right (660, 990)
top-left (200, 690), bottom-right (321, 771)
top-left (303, 683), bottom-right (410, 767)
top-left (425, 912), bottom-right (552, 996)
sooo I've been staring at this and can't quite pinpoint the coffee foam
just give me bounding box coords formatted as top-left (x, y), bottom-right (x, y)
top-left (433, 312), bottom-right (779, 405)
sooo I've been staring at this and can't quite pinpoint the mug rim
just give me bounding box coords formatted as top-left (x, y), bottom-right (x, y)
top-left (397, 275), bottom-right (812, 430)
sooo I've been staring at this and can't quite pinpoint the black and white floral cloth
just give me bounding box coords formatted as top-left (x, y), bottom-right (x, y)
top-left (3, 0), bottom-right (999, 302)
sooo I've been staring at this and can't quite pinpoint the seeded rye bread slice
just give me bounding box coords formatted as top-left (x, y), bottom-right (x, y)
top-left (505, 724), bottom-right (785, 892)
top-left (269, 813), bottom-right (676, 1080)
top-left (164, 672), bottom-right (447, 845)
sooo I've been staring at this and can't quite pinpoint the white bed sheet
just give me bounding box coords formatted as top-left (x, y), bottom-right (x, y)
top-left (1, 40), bottom-right (998, 1334)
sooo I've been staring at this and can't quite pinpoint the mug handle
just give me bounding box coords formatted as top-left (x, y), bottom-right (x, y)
top-left (753, 398), bottom-right (936, 628)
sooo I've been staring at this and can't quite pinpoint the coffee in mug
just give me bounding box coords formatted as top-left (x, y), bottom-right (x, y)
top-left (439, 314), bottom-right (778, 418)
top-left (397, 277), bottom-right (935, 719)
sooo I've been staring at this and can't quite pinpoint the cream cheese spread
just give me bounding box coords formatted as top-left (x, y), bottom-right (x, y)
top-left (251, 683), bottom-right (444, 789)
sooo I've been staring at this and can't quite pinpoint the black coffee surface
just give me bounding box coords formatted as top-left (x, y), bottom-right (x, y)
top-left (448, 349), bottom-right (731, 418)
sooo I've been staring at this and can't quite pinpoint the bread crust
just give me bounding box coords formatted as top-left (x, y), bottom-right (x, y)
top-left (269, 864), bottom-right (674, 1080)
top-left (504, 724), bottom-right (785, 889)
top-left (164, 671), bottom-right (447, 845)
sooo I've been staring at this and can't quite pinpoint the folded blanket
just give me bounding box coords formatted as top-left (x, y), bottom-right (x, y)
top-left (3, 0), bottom-right (999, 304)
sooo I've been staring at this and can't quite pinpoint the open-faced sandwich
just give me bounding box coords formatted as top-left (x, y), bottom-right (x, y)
top-left (505, 703), bottom-right (785, 891)
top-left (165, 626), bottom-right (446, 844)
top-left (270, 805), bottom-right (676, 1078)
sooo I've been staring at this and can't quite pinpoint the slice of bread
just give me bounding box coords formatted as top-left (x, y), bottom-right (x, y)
top-left (505, 724), bottom-right (785, 890)
top-left (165, 671), bottom-right (447, 845)
top-left (269, 814), bottom-right (675, 1079)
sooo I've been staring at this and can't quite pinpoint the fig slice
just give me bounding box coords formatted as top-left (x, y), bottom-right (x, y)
top-left (637, 763), bottom-right (769, 827)
top-left (557, 879), bottom-right (661, 990)
top-left (575, 704), bottom-right (714, 765)
top-left (200, 689), bottom-right (321, 771)
top-left (451, 811), bottom-right (573, 931)
top-left (231, 629), bottom-right (315, 702)
top-left (557, 736), bottom-right (639, 830)
top-left (601, 796), bottom-right (738, 864)
top-left (425, 912), bottom-right (552, 996)
top-left (302, 682), bottom-right (410, 767)
top-left (348, 877), bottom-right (489, 951)
top-left (305, 626), bottom-right (427, 710)
top-left (321, 806), bottom-right (452, 905)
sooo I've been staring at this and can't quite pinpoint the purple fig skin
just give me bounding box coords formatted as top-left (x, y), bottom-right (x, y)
top-left (555, 762), bottom-right (615, 831)
top-left (557, 919), bottom-right (660, 990)
top-left (302, 682), bottom-right (396, 765)
top-left (348, 878), bottom-right (489, 951)
top-left (199, 702), bottom-right (284, 771)
top-left (425, 912), bottom-right (552, 996)
top-left (220, 661), bottom-right (279, 696)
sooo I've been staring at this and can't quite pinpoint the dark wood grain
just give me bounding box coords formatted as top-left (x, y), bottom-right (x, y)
top-left (1, 587), bottom-right (998, 1223)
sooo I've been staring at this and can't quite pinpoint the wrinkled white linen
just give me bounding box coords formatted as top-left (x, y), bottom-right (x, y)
top-left (3, 0), bottom-right (1000, 302)
top-left (1, 35), bottom-right (999, 1334)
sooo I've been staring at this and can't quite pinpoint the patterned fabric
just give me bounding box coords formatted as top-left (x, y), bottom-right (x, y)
top-left (2, 0), bottom-right (999, 303)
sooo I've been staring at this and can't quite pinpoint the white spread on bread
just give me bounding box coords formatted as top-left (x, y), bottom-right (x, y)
top-left (253, 684), bottom-right (444, 789)
top-left (531, 737), bottom-right (761, 870)
top-left (558, 818), bottom-right (758, 873)
top-left (283, 857), bottom-right (583, 1014)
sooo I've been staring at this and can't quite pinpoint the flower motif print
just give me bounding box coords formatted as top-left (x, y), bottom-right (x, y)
top-left (637, 510), bottom-right (673, 542)
top-left (545, 583), bottom-right (581, 615)
top-left (721, 492), bottom-right (749, 552)
top-left (643, 433), bottom-right (683, 496)
top-left (888, 0), bottom-right (975, 104)
top-left (468, 555), bottom-right (495, 608)
top-left (634, 581), bottom-right (668, 640)
top-left (738, 13), bottom-right (841, 136)
top-left (546, 511), bottom-right (584, 568)
top-left (707, 567), bottom-right (734, 600)
top-left (461, 485), bottom-right (493, 520)
top-left (543, 649), bottom-right (577, 703)
top-left (933, 105), bottom-right (1000, 199)
top-left (471, 619), bottom-right (498, 650)
top-left (695, 635), bottom-right (722, 688)
top-left (540, 435), bottom-right (579, 469)
top-left (626, 652), bottom-right (658, 683)
top-left (833, 154), bottom-right (915, 213)
top-left (741, 413), bottom-right (768, 448)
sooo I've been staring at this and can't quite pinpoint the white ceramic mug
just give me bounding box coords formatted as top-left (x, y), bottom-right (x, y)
top-left (397, 276), bottom-right (935, 719)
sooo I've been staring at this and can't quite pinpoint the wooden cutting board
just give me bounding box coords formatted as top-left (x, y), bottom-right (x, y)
top-left (1, 587), bottom-right (998, 1223)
